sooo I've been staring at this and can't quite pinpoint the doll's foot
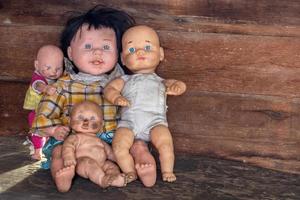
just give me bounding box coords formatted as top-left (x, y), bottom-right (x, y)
top-left (31, 153), bottom-right (42, 161)
top-left (102, 173), bottom-right (127, 188)
top-left (135, 163), bottom-right (156, 187)
top-left (55, 165), bottom-right (75, 192)
top-left (162, 172), bottom-right (176, 182)
top-left (124, 171), bottom-right (137, 184)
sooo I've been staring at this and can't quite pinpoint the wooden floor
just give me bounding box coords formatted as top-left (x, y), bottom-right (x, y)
top-left (0, 136), bottom-right (299, 200)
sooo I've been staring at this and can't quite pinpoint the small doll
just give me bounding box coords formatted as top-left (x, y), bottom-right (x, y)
top-left (23, 45), bottom-right (64, 160)
top-left (104, 25), bottom-right (186, 187)
top-left (60, 100), bottom-right (127, 192)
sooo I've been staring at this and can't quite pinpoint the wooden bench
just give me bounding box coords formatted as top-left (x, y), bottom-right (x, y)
top-left (1, 0), bottom-right (300, 179)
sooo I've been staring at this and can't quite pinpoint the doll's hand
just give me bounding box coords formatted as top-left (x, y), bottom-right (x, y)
top-left (51, 125), bottom-right (70, 141)
top-left (114, 96), bottom-right (130, 107)
top-left (166, 81), bottom-right (186, 96)
top-left (45, 85), bottom-right (57, 95)
top-left (64, 157), bottom-right (77, 167)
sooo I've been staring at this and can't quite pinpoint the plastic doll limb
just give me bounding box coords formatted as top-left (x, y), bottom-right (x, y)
top-left (31, 148), bottom-right (42, 160)
top-left (55, 165), bottom-right (75, 192)
top-left (130, 140), bottom-right (157, 187)
top-left (164, 79), bottom-right (187, 96)
top-left (102, 160), bottom-right (127, 187)
top-left (112, 127), bottom-right (137, 183)
top-left (53, 145), bottom-right (75, 192)
top-left (75, 157), bottom-right (126, 188)
top-left (150, 125), bottom-right (176, 182)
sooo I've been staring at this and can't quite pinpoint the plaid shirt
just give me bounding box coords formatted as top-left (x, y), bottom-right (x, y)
top-left (31, 74), bottom-right (119, 136)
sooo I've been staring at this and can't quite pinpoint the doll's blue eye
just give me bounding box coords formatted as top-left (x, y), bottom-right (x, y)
top-left (128, 47), bottom-right (136, 54)
top-left (84, 44), bottom-right (92, 49)
top-left (144, 45), bottom-right (151, 51)
top-left (103, 45), bottom-right (110, 51)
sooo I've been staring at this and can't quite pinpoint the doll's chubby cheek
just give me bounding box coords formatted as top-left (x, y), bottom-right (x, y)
top-left (91, 122), bottom-right (101, 130)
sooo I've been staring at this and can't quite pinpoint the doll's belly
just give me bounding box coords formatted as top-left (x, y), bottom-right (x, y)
top-left (75, 144), bottom-right (107, 164)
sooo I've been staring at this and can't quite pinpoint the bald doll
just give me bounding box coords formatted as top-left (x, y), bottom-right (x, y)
top-left (23, 45), bottom-right (64, 160)
top-left (104, 25), bottom-right (186, 187)
top-left (56, 101), bottom-right (126, 192)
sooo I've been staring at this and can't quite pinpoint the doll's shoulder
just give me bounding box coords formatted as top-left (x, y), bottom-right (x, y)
top-left (53, 74), bottom-right (72, 88)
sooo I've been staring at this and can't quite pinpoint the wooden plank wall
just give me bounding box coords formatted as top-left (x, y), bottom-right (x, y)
top-left (1, 0), bottom-right (300, 174)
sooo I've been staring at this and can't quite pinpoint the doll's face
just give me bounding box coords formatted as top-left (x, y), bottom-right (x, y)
top-left (35, 46), bottom-right (64, 80)
top-left (67, 24), bottom-right (118, 75)
top-left (121, 25), bottom-right (164, 74)
top-left (70, 101), bottom-right (103, 134)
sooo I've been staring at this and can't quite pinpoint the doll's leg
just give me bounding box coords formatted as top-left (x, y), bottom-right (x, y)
top-left (112, 127), bottom-right (136, 183)
top-left (150, 125), bottom-right (176, 182)
top-left (30, 134), bottom-right (45, 160)
top-left (53, 145), bottom-right (75, 192)
top-left (76, 157), bottom-right (113, 188)
top-left (102, 160), bottom-right (126, 187)
top-left (76, 158), bottom-right (125, 188)
top-left (130, 140), bottom-right (157, 187)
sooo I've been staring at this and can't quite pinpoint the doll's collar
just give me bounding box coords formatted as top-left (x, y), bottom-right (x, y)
top-left (65, 58), bottom-right (124, 86)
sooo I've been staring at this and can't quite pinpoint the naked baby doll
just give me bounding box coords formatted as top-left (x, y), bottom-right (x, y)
top-left (104, 25), bottom-right (186, 187)
top-left (23, 45), bottom-right (64, 160)
top-left (61, 100), bottom-right (126, 192)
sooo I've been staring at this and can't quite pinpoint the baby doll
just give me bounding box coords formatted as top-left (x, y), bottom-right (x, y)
top-left (23, 45), bottom-right (64, 160)
top-left (61, 100), bottom-right (126, 192)
top-left (30, 7), bottom-right (135, 192)
top-left (104, 25), bottom-right (186, 187)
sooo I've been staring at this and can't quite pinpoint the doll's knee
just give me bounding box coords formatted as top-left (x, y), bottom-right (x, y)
top-left (52, 145), bottom-right (63, 158)
top-left (76, 157), bottom-right (96, 177)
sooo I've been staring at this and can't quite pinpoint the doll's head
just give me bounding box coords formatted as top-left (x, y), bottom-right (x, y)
top-left (70, 100), bottom-right (103, 134)
top-left (121, 25), bottom-right (164, 74)
top-left (60, 6), bottom-right (135, 75)
top-left (34, 45), bottom-right (64, 80)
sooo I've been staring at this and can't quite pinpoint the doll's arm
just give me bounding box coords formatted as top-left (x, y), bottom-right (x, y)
top-left (35, 81), bottom-right (57, 95)
top-left (42, 125), bottom-right (70, 140)
top-left (62, 134), bottom-right (78, 167)
top-left (104, 78), bottom-right (129, 106)
top-left (163, 79), bottom-right (187, 96)
top-left (103, 141), bottom-right (116, 162)
top-left (31, 84), bottom-right (66, 134)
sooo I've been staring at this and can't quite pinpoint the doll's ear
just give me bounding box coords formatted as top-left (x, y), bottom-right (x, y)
top-left (159, 47), bottom-right (164, 61)
top-left (67, 46), bottom-right (73, 61)
top-left (34, 60), bottom-right (39, 70)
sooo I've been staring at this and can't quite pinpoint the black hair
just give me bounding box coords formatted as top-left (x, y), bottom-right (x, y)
top-left (60, 6), bottom-right (135, 73)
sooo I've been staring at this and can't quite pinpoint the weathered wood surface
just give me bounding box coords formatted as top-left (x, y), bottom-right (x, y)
top-left (1, 0), bottom-right (300, 174)
top-left (0, 136), bottom-right (300, 200)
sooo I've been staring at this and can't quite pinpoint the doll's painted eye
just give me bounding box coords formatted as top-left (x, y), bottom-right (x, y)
top-left (45, 65), bottom-right (52, 70)
top-left (78, 115), bottom-right (84, 121)
top-left (128, 47), bottom-right (136, 54)
top-left (90, 116), bottom-right (96, 121)
top-left (84, 43), bottom-right (92, 49)
top-left (144, 45), bottom-right (151, 51)
top-left (103, 45), bottom-right (111, 51)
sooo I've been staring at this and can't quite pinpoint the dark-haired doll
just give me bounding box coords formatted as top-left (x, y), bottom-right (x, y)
top-left (31, 6), bottom-right (134, 192)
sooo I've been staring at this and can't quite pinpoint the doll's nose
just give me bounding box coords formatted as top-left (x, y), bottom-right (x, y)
top-left (93, 48), bottom-right (103, 55)
top-left (136, 49), bottom-right (145, 56)
top-left (83, 119), bottom-right (89, 126)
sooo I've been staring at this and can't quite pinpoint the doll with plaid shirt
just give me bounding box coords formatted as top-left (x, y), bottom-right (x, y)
top-left (31, 6), bottom-right (134, 192)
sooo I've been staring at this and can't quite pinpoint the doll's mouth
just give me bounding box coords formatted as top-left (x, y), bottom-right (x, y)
top-left (91, 60), bottom-right (104, 65)
top-left (137, 57), bottom-right (146, 60)
top-left (81, 125), bottom-right (89, 129)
